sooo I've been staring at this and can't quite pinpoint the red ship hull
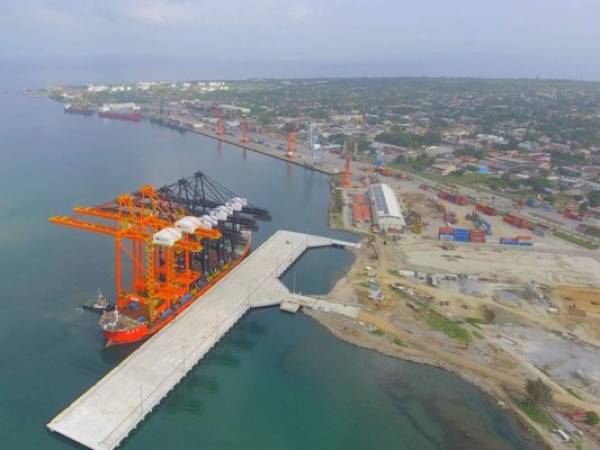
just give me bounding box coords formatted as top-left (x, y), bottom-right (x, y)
top-left (98, 111), bottom-right (142, 122)
top-left (103, 240), bottom-right (251, 346)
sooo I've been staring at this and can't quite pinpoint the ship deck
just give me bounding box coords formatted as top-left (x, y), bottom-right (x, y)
top-left (47, 230), bottom-right (359, 450)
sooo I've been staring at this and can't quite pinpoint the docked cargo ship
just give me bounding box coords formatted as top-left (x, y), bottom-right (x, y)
top-left (100, 230), bottom-right (252, 345)
top-left (49, 171), bottom-right (270, 346)
top-left (64, 104), bottom-right (95, 115)
top-left (98, 103), bottom-right (142, 122)
top-left (98, 110), bottom-right (142, 122)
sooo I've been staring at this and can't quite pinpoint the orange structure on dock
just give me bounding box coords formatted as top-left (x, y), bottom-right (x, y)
top-left (50, 171), bottom-right (270, 346)
top-left (342, 138), bottom-right (353, 188)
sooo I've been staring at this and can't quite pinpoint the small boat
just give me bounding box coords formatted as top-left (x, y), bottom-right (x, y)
top-left (82, 290), bottom-right (114, 313)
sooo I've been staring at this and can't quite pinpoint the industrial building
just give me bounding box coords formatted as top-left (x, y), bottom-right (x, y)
top-left (368, 183), bottom-right (405, 231)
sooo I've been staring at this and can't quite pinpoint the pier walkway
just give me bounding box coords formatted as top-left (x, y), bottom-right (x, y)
top-left (47, 230), bottom-right (359, 450)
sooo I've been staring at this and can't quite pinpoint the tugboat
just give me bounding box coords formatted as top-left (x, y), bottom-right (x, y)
top-left (82, 289), bottom-right (114, 313)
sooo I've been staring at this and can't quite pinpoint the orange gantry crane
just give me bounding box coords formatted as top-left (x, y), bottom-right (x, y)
top-left (215, 107), bottom-right (225, 137)
top-left (241, 120), bottom-right (249, 143)
top-left (286, 125), bottom-right (296, 159)
top-left (49, 185), bottom-right (220, 321)
top-left (342, 138), bottom-right (353, 188)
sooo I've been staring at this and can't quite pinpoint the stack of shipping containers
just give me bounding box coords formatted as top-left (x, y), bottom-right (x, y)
top-left (469, 229), bottom-right (486, 243)
top-left (475, 203), bottom-right (497, 216)
top-left (438, 191), bottom-right (470, 206)
top-left (499, 236), bottom-right (533, 246)
top-left (453, 228), bottom-right (470, 242)
top-left (504, 213), bottom-right (530, 229)
top-left (438, 226), bottom-right (455, 241)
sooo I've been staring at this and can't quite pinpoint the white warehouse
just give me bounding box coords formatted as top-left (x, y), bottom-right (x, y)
top-left (368, 183), bottom-right (405, 231)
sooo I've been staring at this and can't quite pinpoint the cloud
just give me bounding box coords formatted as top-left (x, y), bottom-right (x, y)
top-left (124, 1), bottom-right (199, 25)
top-left (32, 6), bottom-right (82, 29)
top-left (117, 0), bottom-right (276, 26)
top-left (289, 4), bottom-right (311, 22)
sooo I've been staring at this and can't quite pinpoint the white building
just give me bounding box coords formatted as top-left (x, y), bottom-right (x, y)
top-left (87, 84), bottom-right (108, 93)
top-left (103, 102), bottom-right (140, 111)
top-left (368, 183), bottom-right (405, 231)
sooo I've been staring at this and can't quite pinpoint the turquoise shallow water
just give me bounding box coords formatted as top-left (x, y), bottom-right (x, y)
top-left (0, 91), bottom-right (540, 450)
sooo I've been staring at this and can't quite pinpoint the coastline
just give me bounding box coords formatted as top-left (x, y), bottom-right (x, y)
top-left (317, 183), bottom-right (562, 449)
top-left (155, 117), bottom-right (565, 448)
top-left (305, 307), bottom-right (551, 449)
top-left (57, 106), bottom-right (571, 449)
top-left (156, 118), bottom-right (337, 176)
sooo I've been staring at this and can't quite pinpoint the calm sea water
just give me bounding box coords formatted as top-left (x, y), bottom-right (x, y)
top-left (0, 90), bottom-right (540, 450)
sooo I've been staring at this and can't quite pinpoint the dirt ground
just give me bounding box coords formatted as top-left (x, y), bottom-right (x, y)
top-left (325, 190), bottom-right (600, 449)
top-left (399, 240), bottom-right (600, 287)
top-left (555, 286), bottom-right (600, 316)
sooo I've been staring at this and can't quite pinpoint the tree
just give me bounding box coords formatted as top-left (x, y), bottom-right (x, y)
top-left (356, 136), bottom-right (371, 152)
top-left (588, 190), bottom-right (600, 208)
top-left (525, 378), bottom-right (553, 407)
top-left (585, 411), bottom-right (599, 426)
top-left (527, 176), bottom-right (552, 193)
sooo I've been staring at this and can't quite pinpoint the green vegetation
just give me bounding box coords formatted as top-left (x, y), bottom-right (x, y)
top-left (392, 289), bottom-right (410, 301)
top-left (566, 387), bottom-right (583, 400)
top-left (445, 172), bottom-right (510, 191)
top-left (418, 308), bottom-right (471, 343)
top-left (393, 153), bottom-right (436, 171)
top-left (585, 411), bottom-right (599, 426)
top-left (516, 401), bottom-right (555, 429)
top-left (376, 127), bottom-right (441, 148)
top-left (369, 328), bottom-right (385, 336)
top-left (588, 190), bottom-right (600, 208)
top-left (332, 187), bottom-right (343, 213)
top-left (393, 338), bottom-right (406, 347)
top-left (455, 147), bottom-right (488, 159)
top-left (525, 378), bottom-right (553, 408)
top-left (466, 317), bottom-right (484, 329)
top-left (526, 176), bottom-right (552, 194)
top-left (553, 230), bottom-right (599, 250)
top-left (482, 307), bottom-right (496, 324)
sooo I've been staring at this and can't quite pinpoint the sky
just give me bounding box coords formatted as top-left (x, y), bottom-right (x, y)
top-left (2, 0), bottom-right (600, 81)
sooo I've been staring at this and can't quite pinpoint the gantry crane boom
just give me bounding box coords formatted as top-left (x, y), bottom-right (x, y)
top-left (48, 216), bottom-right (202, 252)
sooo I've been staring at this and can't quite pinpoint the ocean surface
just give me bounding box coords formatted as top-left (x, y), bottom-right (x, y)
top-left (0, 86), bottom-right (541, 450)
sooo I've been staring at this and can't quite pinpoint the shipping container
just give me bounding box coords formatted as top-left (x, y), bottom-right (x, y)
top-left (160, 307), bottom-right (174, 320)
top-left (476, 203), bottom-right (497, 216)
top-left (454, 195), bottom-right (469, 206)
top-left (179, 294), bottom-right (192, 304)
top-left (503, 213), bottom-right (529, 229)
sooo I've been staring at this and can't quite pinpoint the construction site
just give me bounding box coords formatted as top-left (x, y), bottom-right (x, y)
top-left (321, 145), bottom-right (600, 450)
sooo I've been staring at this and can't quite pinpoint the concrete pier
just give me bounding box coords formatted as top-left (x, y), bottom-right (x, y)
top-left (47, 230), bottom-right (359, 450)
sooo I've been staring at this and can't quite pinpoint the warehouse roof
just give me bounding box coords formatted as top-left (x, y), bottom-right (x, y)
top-left (368, 184), bottom-right (405, 224)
